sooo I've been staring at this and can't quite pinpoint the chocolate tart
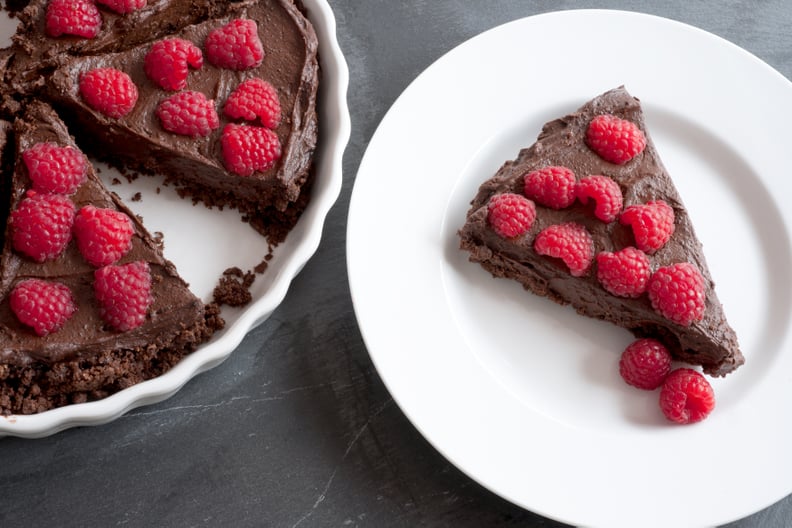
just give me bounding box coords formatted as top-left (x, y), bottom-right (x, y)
top-left (46, 0), bottom-right (319, 243)
top-left (0, 101), bottom-right (223, 415)
top-left (458, 87), bottom-right (743, 377)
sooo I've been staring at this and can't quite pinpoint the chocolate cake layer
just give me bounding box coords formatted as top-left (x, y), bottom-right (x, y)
top-left (459, 87), bottom-right (743, 376)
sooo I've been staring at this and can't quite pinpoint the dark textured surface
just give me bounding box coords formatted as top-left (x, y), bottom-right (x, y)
top-left (1, 1), bottom-right (790, 527)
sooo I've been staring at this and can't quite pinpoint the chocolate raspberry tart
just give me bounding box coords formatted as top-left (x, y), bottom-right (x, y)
top-left (458, 87), bottom-right (743, 377)
top-left (0, 102), bottom-right (222, 414)
top-left (0, 0), bottom-right (320, 414)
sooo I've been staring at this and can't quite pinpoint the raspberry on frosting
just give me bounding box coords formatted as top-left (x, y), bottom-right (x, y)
top-left (23, 142), bottom-right (87, 195)
top-left (156, 91), bottom-right (220, 137)
top-left (94, 261), bottom-right (153, 332)
top-left (619, 200), bottom-right (675, 254)
top-left (11, 191), bottom-right (76, 262)
top-left (9, 279), bottom-right (77, 337)
top-left (205, 19), bottom-right (265, 70)
top-left (647, 262), bottom-right (706, 326)
top-left (486, 193), bottom-right (536, 239)
top-left (220, 123), bottom-right (281, 176)
top-left (523, 166), bottom-right (576, 209)
top-left (95, 0), bottom-right (147, 14)
top-left (533, 222), bottom-right (594, 277)
top-left (144, 38), bottom-right (204, 92)
top-left (586, 114), bottom-right (646, 164)
top-left (73, 205), bottom-right (135, 267)
top-left (224, 78), bottom-right (281, 129)
top-left (45, 0), bottom-right (102, 39)
top-left (79, 68), bottom-right (139, 119)
top-left (575, 175), bottom-right (623, 222)
top-left (596, 247), bottom-right (650, 298)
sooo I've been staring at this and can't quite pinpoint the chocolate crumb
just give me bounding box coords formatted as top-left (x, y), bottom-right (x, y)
top-left (131, 192), bottom-right (142, 202)
top-left (212, 267), bottom-right (256, 307)
top-left (111, 177), bottom-right (121, 185)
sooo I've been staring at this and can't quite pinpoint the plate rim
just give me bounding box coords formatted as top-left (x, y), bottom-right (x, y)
top-left (347, 8), bottom-right (792, 528)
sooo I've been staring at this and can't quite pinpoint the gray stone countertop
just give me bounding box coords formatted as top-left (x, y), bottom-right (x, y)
top-left (2, 1), bottom-right (790, 526)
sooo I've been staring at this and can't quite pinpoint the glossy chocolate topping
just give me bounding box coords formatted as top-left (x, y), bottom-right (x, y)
top-left (47, 0), bottom-right (319, 212)
top-left (459, 87), bottom-right (743, 376)
top-left (0, 101), bottom-right (206, 367)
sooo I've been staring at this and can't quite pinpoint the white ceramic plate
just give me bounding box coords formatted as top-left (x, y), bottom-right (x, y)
top-left (0, 0), bottom-right (350, 438)
top-left (348, 10), bottom-right (792, 528)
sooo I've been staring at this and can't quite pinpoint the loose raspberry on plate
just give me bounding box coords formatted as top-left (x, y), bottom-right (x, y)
top-left (534, 222), bottom-right (594, 277)
top-left (144, 38), bottom-right (203, 92)
top-left (486, 193), bottom-right (536, 239)
top-left (224, 78), bottom-right (281, 129)
top-left (659, 368), bottom-right (715, 424)
top-left (9, 279), bottom-right (77, 337)
top-left (619, 338), bottom-right (672, 390)
top-left (23, 142), bottom-right (87, 195)
top-left (94, 261), bottom-right (153, 331)
top-left (647, 262), bottom-right (706, 326)
top-left (205, 19), bottom-right (264, 70)
top-left (79, 68), bottom-right (139, 119)
top-left (523, 166), bottom-right (576, 209)
top-left (575, 175), bottom-right (623, 222)
top-left (220, 123), bottom-right (281, 176)
top-left (619, 200), bottom-right (675, 254)
top-left (596, 246), bottom-right (650, 298)
top-left (73, 206), bottom-right (135, 267)
top-left (585, 114), bottom-right (646, 164)
top-left (95, 0), bottom-right (147, 14)
top-left (45, 0), bottom-right (102, 39)
top-left (156, 91), bottom-right (220, 137)
top-left (11, 191), bottom-right (75, 262)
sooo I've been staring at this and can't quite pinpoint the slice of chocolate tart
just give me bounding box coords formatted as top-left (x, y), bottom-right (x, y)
top-left (458, 87), bottom-right (743, 377)
top-left (0, 101), bottom-right (223, 415)
top-left (46, 0), bottom-right (319, 243)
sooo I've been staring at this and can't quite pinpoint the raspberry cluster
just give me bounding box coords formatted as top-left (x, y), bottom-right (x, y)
top-left (9, 141), bottom-right (152, 335)
top-left (72, 13), bottom-right (283, 176)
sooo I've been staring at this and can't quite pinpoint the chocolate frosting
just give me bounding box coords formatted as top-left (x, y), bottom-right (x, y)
top-left (0, 101), bottom-right (207, 367)
top-left (459, 87), bottom-right (743, 377)
top-left (46, 0), bottom-right (319, 213)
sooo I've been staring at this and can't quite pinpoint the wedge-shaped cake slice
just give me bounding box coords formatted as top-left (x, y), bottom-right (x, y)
top-left (459, 87), bottom-right (743, 376)
top-left (46, 0), bottom-right (319, 243)
top-left (0, 101), bottom-right (223, 414)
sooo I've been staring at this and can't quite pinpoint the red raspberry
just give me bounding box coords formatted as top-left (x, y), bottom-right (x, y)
top-left (205, 19), bottom-right (264, 71)
top-left (10, 279), bottom-right (77, 336)
top-left (79, 68), bottom-right (139, 119)
top-left (619, 338), bottom-right (672, 390)
top-left (596, 247), bottom-right (650, 298)
top-left (224, 78), bottom-right (281, 129)
top-left (95, 0), bottom-right (146, 14)
top-left (586, 114), bottom-right (647, 164)
top-left (647, 262), bottom-right (706, 326)
top-left (619, 200), bottom-right (675, 254)
top-left (156, 91), bottom-right (220, 137)
top-left (534, 223), bottom-right (594, 277)
top-left (220, 123), bottom-right (281, 176)
top-left (144, 38), bottom-right (203, 92)
top-left (523, 166), bottom-right (576, 209)
top-left (486, 193), bottom-right (536, 238)
top-left (659, 368), bottom-right (715, 424)
top-left (45, 0), bottom-right (102, 38)
top-left (22, 142), bottom-right (87, 195)
top-left (575, 175), bottom-right (623, 222)
top-left (94, 261), bottom-right (153, 331)
top-left (73, 205), bottom-right (135, 267)
top-left (11, 191), bottom-right (75, 262)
